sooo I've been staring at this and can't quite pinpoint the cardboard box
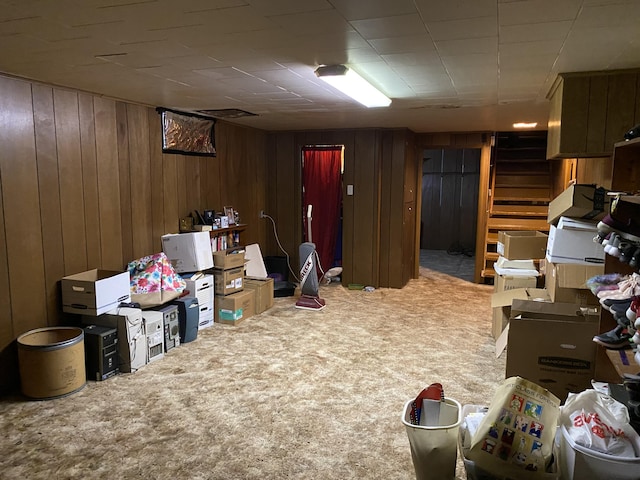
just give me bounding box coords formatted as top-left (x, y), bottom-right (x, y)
top-left (547, 184), bottom-right (610, 226)
top-left (212, 249), bottom-right (245, 270)
top-left (213, 267), bottom-right (243, 295)
top-left (545, 261), bottom-right (603, 306)
top-left (497, 231), bottom-right (548, 260)
top-left (182, 274), bottom-right (214, 330)
top-left (491, 287), bottom-right (550, 342)
top-left (505, 300), bottom-right (600, 401)
top-left (215, 290), bottom-right (255, 325)
top-left (161, 232), bottom-right (214, 273)
top-left (244, 277), bottom-right (274, 314)
top-left (62, 269), bottom-right (131, 316)
top-left (545, 217), bottom-right (605, 264)
top-left (606, 349), bottom-right (640, 382)
top-left (494, 274), bottom-right (537, 293)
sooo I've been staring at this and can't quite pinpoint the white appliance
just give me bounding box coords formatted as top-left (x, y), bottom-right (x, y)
top-left (142, 311), bottom-right (165, 363)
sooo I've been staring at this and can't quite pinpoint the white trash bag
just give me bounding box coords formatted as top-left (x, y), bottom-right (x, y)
top-left (561, 389), bottom-right (640, 458)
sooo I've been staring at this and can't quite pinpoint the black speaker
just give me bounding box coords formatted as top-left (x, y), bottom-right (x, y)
top-left (171, 297), bottom-right (199, 343)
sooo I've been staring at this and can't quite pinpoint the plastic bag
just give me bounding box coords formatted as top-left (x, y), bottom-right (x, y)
top-left (561, 389), bottom-right (640, 458)
top-left (127, 252), bottom-right (186, 307)
top-left (466, 377), bottom-right (561, 478)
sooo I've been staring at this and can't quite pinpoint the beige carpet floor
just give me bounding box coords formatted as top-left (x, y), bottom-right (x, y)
top-left (0, 257), bottom-right (505, 480)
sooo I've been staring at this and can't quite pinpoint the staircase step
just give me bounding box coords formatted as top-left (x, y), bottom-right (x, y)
top-left (487, 217), bottom-right (550, 231)
top-left (485, 252), bottom-right (499, 261)
top-left (490, 204), bottom-right (549, 216)
top-left (493, 187), bottom-right (551, 202)
top-left (481, 267), bottom-right (496, 278)
top-left (495, 174), bottom-right (550, 188)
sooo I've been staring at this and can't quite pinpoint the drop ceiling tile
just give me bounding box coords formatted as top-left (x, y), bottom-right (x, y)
top-left (499, 39), bottom-right (564, 58)
top-left (224, 58), bottom-right (288, 74)
top-left (268, 9), bottom-right (354, 36)
top-left (391, 65), bottom-right (450, 84)
top-left (499, 0), bottom-right (582, 25)
top-left (350, 14), bottom-right (426, 40)
top-left (381, 51), bottom-right (442, 68)
top-left (499, 69), bottom-right (548, 87)
top-left (193, 66), bottom-right (254, 80)
top-left (427, 16), bottom-right (497, 41)
top-left (181, 5), bottom-right (278, 33)
top-left (575, 2), bottom-right (640, 27)
top-left (247, 0), bottom-right (332, 16)
top-left (435, 37), bottom-right (497, 56)
top-left (499, 21), bottom-right (572, 44)
top-left (95, 51), bottom-right (164, 68)
top-left (442, 53), bottom-right (497, 69)
top-left (330, 0), bottom-right (417, 21)
top-left (226, 28), bottom-right (297, 50)
top-left (368, 35), bottom-right (436, 55)
top-left (414, 0), bottom-right (497, 22)
top-left (500, 51), bottom-right (559, 70)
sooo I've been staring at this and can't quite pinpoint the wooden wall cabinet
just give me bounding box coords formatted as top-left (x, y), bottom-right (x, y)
top-left (546, 69), bottom-right (640, 159)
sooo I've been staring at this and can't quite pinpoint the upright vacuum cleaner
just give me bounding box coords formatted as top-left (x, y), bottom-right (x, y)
top-left (295, 205), bottom-right (326, 311)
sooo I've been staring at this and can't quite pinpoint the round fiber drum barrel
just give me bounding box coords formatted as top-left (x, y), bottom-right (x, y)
top-left (17, 327), bottom-right (86, 400)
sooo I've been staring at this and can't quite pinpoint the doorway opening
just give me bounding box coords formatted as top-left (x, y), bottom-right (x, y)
top-left (420, 148), bottom-right (480, 282)
top-left (301, 145), bottom-right (344, 279)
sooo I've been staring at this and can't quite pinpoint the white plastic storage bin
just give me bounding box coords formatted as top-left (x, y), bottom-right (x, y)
top-left (557, 424), bottom-right (640, 480)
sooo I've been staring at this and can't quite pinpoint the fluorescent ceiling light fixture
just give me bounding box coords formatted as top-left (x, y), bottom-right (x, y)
top-left (513, 122), bottom-right (537, 129)
top-left (315, 65), bottom-right (391, 108)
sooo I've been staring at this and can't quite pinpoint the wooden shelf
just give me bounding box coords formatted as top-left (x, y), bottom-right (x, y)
top-left (207, 224), bottom-right (247, 236)
top-left (208, 223), bottom-right (248, 252)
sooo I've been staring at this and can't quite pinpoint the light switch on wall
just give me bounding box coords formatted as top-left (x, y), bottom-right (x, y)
top-left (347, 184), bottom-right (354, 195)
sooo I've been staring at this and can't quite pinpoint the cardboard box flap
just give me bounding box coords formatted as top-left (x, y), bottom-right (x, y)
top-left (491, 287), bottom-right (549, 308)
top-left (511, 299), bottom-right (599, 321)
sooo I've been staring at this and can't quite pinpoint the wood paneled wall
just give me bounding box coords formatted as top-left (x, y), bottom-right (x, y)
top-left (0, 74), bottom-right (269, 393)
top-left (266, 128), bottom-right (418, 289)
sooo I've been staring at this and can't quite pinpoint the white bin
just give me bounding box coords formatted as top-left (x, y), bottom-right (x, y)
top-left (402, 397), bottom-right (462, 480)
top-left (558, 424), bottom-right (640, 480)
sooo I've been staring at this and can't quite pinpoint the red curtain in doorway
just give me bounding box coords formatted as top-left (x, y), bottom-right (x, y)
top-left (302, 147), bottom-right (342, 276)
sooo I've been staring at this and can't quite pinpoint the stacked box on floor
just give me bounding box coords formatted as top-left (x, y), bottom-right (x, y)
top-left (183, 274), bottom-right (214, 330)
top-left (212, 249), bottom-right (254, 325)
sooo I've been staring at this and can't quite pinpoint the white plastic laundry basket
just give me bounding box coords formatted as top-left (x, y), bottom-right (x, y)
top-left (402, 397), bottom-right (462, 480)
top-left (558, 424), bottom-right (640, 480)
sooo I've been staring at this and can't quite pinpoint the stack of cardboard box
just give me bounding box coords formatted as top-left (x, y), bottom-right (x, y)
top-left (491, 230), bottom-right (548, 339)
top-left (493, 184), bottom-right (609, 401)
top-left (212, 249), bottom-right (254, 325)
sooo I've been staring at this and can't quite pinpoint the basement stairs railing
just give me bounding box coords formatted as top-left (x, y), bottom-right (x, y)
top-left (481, 131), bottom-right (551, 280)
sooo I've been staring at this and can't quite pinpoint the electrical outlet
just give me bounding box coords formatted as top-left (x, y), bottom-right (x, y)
top-left (259, 210), bottom-right (265, 218)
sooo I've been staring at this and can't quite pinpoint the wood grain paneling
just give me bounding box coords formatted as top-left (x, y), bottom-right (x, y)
top-left (0, 74), bottom-right (270, 394)
top-left (148, 108), bottom-right (168, 248)
top-left (78, 93), bottom-right (102, 269)
top-left (94, 97), bottom-right (124, 271)
top-left (54, 89), bottom-right (88, 275)
top-left (116, 101), bottom-right (133, 265)
top-left (352, 130), bottom-right (379, 286)
top-left (32, 85), bottom-right (65, 325)
top-left (0, 76), bottom-right (47, 335)
top-left (126, 104), bottom-right (154, 259)
top-left (266, 128), bottom-right (421, 288)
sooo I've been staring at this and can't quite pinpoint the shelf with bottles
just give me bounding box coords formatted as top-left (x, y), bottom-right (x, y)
top-left (209, 224), bottom-right (247, 252)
